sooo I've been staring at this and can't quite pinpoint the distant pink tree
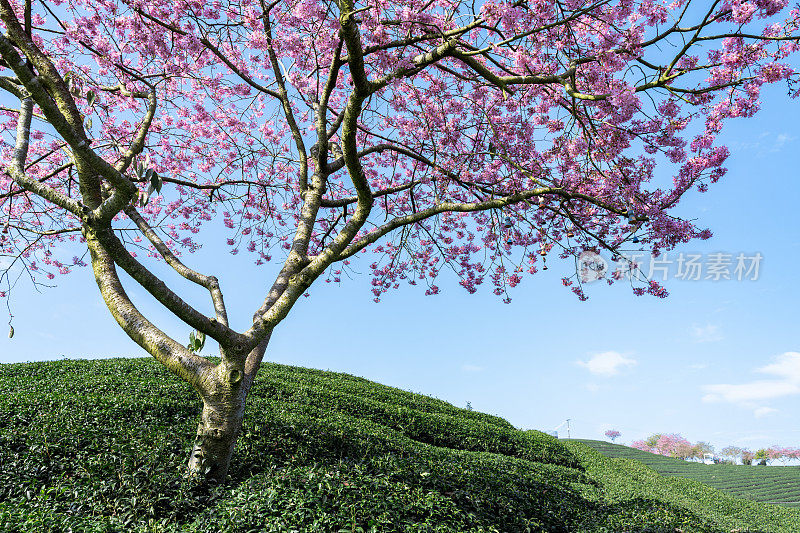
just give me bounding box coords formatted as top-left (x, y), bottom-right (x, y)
top-left (656, 433), bottom-right (694, 459)
top-left (773, 446), bottom-right (791, 465)
top-left (741, 449), bottom-right (755, 465)
top-left (605, 429), bottom-right (621, 443)
top-left (633, 433), bottom-right (709, 460)
top-left (786, 447), bottom-right (800, 464)
top-left (768, 446), bottom-right (785, 464)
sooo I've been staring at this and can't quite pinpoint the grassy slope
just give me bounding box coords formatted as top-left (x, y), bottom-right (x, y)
top-left (0, 358), bottom-right (796, 532)
top-left (575, 439), bottom-right (800, 509)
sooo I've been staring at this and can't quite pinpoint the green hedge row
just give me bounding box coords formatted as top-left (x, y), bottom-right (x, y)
top-left (576, 439), bottom-right (800, 508)
top-left (1, 358), bottom-right (799, 531)
top-left (255, 374), bottom-right (577, 468)
top-left (565, 440), bottom-right (800, 532)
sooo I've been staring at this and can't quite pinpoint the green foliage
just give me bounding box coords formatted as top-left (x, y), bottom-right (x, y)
top-left (644, 434), bottom-right (661, 449)
top-left (576, 439), bottom-right (800, 509)
top-left (187, 330), bottom-right (205, 353)
top-left (0, 358), bottom-right (798, 532)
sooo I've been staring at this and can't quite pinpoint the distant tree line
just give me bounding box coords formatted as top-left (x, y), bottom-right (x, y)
top-left (629, 434), bottom-right (799, 465)
top-left (719, 445), bottom-right (799, 466)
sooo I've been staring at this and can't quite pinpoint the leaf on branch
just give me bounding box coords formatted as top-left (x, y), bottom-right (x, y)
top-left (146, 171), bottom-right (162, 201)
top-left (188, 330), bottom-right (206, 352)
top-left (86, 90), bottom-right (96, 107)
top-left (151, 172), bottom-right (162, 194)
top-left (64, 71), bottom-right (79, 96)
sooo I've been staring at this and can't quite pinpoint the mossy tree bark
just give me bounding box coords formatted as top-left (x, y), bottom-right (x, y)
top-left (186, 340), bottom-right (270, 482)
top-left (187, 382), bottom-right (247, 481)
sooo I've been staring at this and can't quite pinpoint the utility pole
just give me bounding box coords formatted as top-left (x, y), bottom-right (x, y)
top-left (566, 419), bottom-right (571, 439)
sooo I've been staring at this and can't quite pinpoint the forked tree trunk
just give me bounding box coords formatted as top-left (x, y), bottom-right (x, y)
top-left (187, 370), bottom-right (250, 482)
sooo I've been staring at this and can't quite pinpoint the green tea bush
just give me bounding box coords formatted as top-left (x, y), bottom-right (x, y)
top-left (1, 358), bottom-right (799, 532)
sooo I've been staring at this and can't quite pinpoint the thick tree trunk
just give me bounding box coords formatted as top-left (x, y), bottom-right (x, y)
top-left (186, 335), bottom-right (270, 482)
top-left (187, 377), bottom-right (249, 482)
top-left (187, 402), bottom-right (243, 482)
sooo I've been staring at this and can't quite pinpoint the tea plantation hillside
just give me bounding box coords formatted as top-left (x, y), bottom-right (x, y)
top-left (1, 358), bottom-right (799, 532)
top-left (575, 439), bottom-right (800, 509)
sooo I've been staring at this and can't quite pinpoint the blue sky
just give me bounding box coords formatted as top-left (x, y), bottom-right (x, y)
top-left (1, 79), bottom-right (799, 456)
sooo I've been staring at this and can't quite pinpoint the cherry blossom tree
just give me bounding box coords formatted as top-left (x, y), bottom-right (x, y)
top-left (604, 429), bottom-right (621, 442)
top-left (784, 446), bottom-right (800, 464)
top-left (1, 0), bottom-right (798, 481)
top-left (741, 448), bottom-right (756, 465)
top-left (787, 447), bottom-right (800, 461)
top-left (773, 446), bottom-right (791, 465)
top-left (762, 445), bottom-right (785, 464)
top-left (633, 433), bottom-right (713, 460)
top-left (633, 433), bottom-right (664, 453)
top-left (657, 433), bottom-right (693, 459)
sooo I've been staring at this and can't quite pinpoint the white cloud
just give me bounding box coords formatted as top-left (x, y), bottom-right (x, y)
top-left (728, 131), bottom-right (796, 155)
top-left (772, 133), bottom-right (797, 152)
top-left (702, 380), bottom-right (800, 403)
top-left (689, 363), bottom-right (709, 370)
top-left (576, 351), bottom-right (637, 377)
top-left (758, 352), bottom-right (800, 381)
top-left (754, 407), bottom-right (778, 418)
top-left (461, 364), bottom-right (484, 373)
top-left (702, 352), bottom-right (800, 417)
top-left (690, 323), bottom-right (723, 343)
